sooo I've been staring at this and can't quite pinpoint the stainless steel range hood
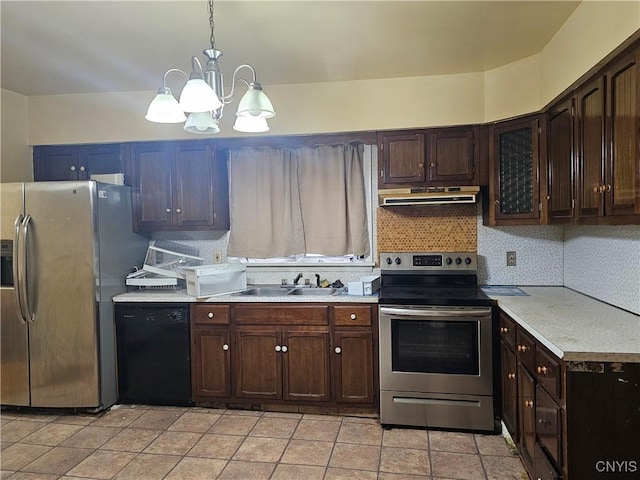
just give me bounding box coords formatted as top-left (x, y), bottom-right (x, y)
top-left (378, 186), bottom-right (479, 206)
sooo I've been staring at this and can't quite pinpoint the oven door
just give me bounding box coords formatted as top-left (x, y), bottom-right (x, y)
top-left (379, 305), bottom-right (493, 396)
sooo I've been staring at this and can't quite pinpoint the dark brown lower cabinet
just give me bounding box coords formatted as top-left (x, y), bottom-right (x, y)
top-left (501, 309), bottom-right (640, 480)
top-left (191, 303), bottom-right (377, 413)
top-left (333, 331), bottom-right (374, 404)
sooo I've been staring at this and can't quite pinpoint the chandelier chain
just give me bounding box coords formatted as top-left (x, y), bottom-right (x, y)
top-left (208, 0), bottom-right (216, 50)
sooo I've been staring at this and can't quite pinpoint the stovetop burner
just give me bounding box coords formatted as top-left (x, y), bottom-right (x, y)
top-left (378, 252), bottom-right (494, 307)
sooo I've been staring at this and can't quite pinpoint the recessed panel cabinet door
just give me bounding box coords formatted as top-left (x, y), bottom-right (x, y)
top-left (131, 143), bottom-right (173, 230)
top-left (33, 146), bottom-right (79, 181)
top-left (606, 48), bottom-right (640, 217)
top-left (428, 128), bottom-right (476, 183)
top-left (501, 342), bottom-right (518, 440)
top-left (380, 132), bottom-right (426, 186)
top-left (173, 142), bottom-right (216, 228)
top-left (192, 329), bottom-right (230, 398)
top-left (235, 329), bottom-right (281, 400)
top-left (333, 331), bottom-right (374, 404)
top-left (547, 97), bottom-right (575, 222)
top-left (282, 329), bottom-right (330, 402)
top-left (576, 75), bottom-right (606, 219)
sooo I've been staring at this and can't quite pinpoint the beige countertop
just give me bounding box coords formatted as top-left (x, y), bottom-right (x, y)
top-left (113, 289), bottom-right (379, 304)
top-left (486, 286), bottom-right (640, 362)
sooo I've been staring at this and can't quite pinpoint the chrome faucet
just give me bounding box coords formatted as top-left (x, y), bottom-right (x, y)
top-left (293, 273), bottom-right (303, 285)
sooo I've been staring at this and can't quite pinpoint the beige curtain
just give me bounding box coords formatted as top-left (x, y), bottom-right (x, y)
top-left (227, 148), bottom-right (304, 258)
top-left (227, 143), bottom-right (369, 258)
top-left (295, 144), bottom-right (369, 256)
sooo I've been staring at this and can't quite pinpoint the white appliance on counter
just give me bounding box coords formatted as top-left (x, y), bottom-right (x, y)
top-left (0, 181), bottom-right (148, 411)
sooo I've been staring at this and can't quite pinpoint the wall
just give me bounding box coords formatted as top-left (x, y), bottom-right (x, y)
top-left (1, 89), bottom-right (31, 182)
top-left (563, 226), bottom-right (640, 315)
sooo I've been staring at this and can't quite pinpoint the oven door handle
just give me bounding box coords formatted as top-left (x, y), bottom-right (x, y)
top-left (379, 306), bottom-right (491, 318)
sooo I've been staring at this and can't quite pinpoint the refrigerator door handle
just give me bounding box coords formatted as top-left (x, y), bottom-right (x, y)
top-left (13, 214), bottom-right (27, 324)
top-left (19, 214), bottom-right (35, 324)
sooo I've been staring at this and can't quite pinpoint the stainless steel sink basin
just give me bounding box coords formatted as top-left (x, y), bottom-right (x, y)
top-left (236, 287), bottom-right (289, 296)
top-left (286, 287), bottom-right (344, 296)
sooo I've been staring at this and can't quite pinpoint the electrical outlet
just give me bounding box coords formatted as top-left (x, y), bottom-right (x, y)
top-left (506, 251), bottom-right (517, 266)
top-left (214, 250), bottom-right (222, 264)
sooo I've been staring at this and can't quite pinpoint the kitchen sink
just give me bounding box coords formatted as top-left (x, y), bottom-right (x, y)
top-left (287, 287), bottom-right (344, 296)
top-left (235, 286), bottom-right (345, 296)
top-left (235, 287), bottom-right (289, 296)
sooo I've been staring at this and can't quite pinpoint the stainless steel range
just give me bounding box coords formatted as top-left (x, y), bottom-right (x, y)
top-left (378, 252), bottom-right (498, 432)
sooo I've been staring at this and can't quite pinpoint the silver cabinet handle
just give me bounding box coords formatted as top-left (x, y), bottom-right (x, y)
top-left (176, 208), bottom-right (182, 213)
top-left (222, 344), bottom-right (229, 351)
top-left (275, 345), bottom-right (281, 352)
top-left (70, 165), bottom-right (76, 171)
top-left (165, 208), bottom-right (172, 213)
top-left (79, 166), bottom-right (86, 172)
top-left (335, 347), bottom-right (342, 354)
top-left (281, 345), bottom-right (288, 353)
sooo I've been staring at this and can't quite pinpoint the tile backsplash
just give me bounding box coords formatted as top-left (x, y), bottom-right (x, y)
top-left (563, 225), bottom-right (640, 315)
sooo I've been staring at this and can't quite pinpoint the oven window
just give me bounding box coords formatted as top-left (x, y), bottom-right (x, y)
top-left (391, 319), bottom-right (479, 375)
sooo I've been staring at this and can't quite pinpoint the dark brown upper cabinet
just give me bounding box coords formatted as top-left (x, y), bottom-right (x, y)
top-left (485, 114), bottom-right (546, 226)
top-left (33, 144), bottom-right (124, 182)
top-left (378, 125), bottom-right (479, 189)
top-left (546, 96), bottom-right (575, 223)
top-left (129, 140), bottom-right (229, 232)
top-left (575, 45), bottom-right (640, 224)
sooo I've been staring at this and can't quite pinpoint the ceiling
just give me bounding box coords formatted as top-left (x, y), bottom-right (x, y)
top-left (1, 1), bottom-right (581, 97)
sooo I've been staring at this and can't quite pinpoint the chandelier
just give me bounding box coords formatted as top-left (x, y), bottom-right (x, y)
top-left (145, 0), bottom-right (275, 134)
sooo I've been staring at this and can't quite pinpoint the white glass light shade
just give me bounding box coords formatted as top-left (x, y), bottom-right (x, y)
top-left (145, 93), bottom-right (187, 123)
top-left (233, 115), bottom-right (269, 133)
top-left (179, 78), bottom-right (222, 112)
top-left (184, 112), bottom-right (220, 134)
top-left (236, 87), bottom-right (275, 118)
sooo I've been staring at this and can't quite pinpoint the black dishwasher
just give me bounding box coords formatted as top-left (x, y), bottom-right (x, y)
top-left (115, 303), bottom-right (192, 406)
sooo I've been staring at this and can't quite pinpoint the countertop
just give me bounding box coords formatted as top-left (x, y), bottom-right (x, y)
top-left (113, 289), bottom-right (379, 304)
top-left (113, 286), bottom-right (640, 362)
top-left (485, 286), bottom-right (640, 362)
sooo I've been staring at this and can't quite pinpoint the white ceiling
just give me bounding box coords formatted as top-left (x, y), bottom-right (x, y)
top-left (1, 1), bottom-right (581, 97)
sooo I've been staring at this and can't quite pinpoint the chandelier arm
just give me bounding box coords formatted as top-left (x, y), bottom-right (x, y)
top-left (190, 56), bottom-right (206, 76)
top-left (162, 68), bottom-right (189, 87)
top-left (221, 64), bottom-right (258, 103)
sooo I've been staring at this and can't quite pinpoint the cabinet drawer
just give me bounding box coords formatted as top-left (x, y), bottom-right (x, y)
top-left (193, 304), bottom-right (230, 325)
top-left (234, 305), bottom-right (329, 325)
top-left (499, 312), bottom-right (516, 350)
top-left (535, 347), bottom-right (562, 400)
top-left (536, 384), bottom-right (562, 468)
top-left (334, 306), bottom-right (372, 326)
top-left (516, 329), bottom-right (536, 372)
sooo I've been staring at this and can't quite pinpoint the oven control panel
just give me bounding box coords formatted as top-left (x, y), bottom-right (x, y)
top-left (380, 252), bottom-right (477, 271)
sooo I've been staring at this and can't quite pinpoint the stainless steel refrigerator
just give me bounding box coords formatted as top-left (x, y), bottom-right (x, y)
top-left (1, 181), bottom-right (148, 411)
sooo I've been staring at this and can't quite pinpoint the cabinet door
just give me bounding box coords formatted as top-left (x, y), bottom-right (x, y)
top-left (33, 146), bottom-right (79, 181)
top-left (282, 329), bottom-right (330, 402)
top-left (235, 328), bottom-right (281, 400)
top-left (488, 115), bottom-right (543, 224)
top-left (518, 364), bottom-right (536, 472)
top-left (535, 384), bottom-right (562, 468)
top-left (576, 75), bottom-right (606, 219)
top-left (131, 142), bottom-right (174, 230)
top-left (172, 141), bottom-right (216, 228)
top-left (547, 97), bottom-right (575, 222)
top-left (606, 48), bottom-right (640, 217)
top-left (333, 331), bottom-right (374, 404)
top-left (379, 131), bottom-right (426, 186)
top-left (427, 128), bottom-right (476, 184)
top-left (80, 144), bottom-right (123, 180)
top-left (501, 342), bottom-right (518, 440)
top-left (192, 328), bottom-right (231, 398)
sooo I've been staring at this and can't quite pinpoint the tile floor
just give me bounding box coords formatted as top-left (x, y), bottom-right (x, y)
top-left (1, 405), bottom-right (528, 480)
